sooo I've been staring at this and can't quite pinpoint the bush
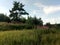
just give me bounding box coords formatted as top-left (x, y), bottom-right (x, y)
top-left (0, 24), bottom-right (33, 31)
top-left (25, 24), bottom-right (33, 29)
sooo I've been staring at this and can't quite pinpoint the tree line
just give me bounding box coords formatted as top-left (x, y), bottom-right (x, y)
top-left (0, 1), bottom-right (60, 29)
top-left (0, 1), bottom-right (43, 26)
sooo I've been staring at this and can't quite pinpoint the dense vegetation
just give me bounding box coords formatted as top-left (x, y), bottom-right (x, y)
top-left (0, 1), bottom-right (43, 27)
top-left (0, 29), bottom-right (59, 45)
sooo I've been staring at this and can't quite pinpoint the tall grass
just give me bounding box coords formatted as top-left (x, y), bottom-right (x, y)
top-left (0, 22), bottom-right (33, 30)
top-left (0, 29), bottom-right (59, 45)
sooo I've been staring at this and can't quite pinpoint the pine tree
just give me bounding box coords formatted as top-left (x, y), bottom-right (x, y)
top-left (9, 1), bottom-right (29, 22)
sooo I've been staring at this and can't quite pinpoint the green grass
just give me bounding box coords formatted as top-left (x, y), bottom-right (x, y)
top-left (0, 22), bottom-right (60, 45)
top-left (0, 22), bottom-right (33, 30)
top-left (0, 30), bottom-right (37, 45)
top-left (0, 29), bottom-right (59, 45)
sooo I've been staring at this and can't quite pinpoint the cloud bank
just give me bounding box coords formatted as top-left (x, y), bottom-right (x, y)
top-left (34, 3), bottom-right (60, 14)
top-left (43, 17), bottom-right (60, 24)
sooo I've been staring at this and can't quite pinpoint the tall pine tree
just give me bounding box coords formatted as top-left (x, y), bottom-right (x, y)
top-left (9, 1), bottom-right (29, 22)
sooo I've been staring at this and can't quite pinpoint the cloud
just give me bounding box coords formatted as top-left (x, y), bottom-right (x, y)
top-left (30, 10), bottom-right (38, 16)
top-left (32, 10), bottom-right (37, 15)
top-left (34, 3), bottom-right (45, 8)
top-left (43, 6), bottom-right (60, 14)
top-left (43, 17), bottom-right (60, 24)
top-left (34, 3), bottom-right (60, 14)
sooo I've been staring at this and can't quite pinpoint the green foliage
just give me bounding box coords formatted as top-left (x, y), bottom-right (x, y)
top-left (0, 14), bottom-right (10, 22)
top-left (25, 24), bottom-right (33, 29)
top-left (55, 24), bottom-right (60, 29)
top-left (0, 23), bottom-right (33, 30)
top-left (45, 22), bottom-right (51, 28)
top-left (27, 16), bottom-right (43, 26)
top-left (9, 1), bottom-right (29, 22)
top-left (26, 16), bottom-right (43, 29)
top-left (26, 16), bottom-right (33, 24)
top-left (20, 17), bottom-right (27, 23)
top-left (38, 18), bottom-right (43, 26)
top-left (33, 16), bottom-right (39, 25)
top-left (0, 29), bottom-right (59, 45)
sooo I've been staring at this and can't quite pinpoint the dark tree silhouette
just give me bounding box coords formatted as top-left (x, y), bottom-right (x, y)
top-left (33, 16), bottom-right (39, 25)
top-left (32, 16), bottom-right (43, 28)
top-left (26, 16), bottom-right (33, 24)
top-left (27, 16), bottom-right (43, 29)
top-left (45, 22), bottom-right (51, 28)
top-left (20, 17), bottom-right (27, 23)
top-left (0, 14), bottom-right (10, 22)
top-left (38, 18), bottom-right (43, 26)
top-left (9, 1), bottom-right (29, 22)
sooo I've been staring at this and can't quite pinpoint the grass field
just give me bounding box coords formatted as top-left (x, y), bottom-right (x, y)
top-left (0, 22), bottom-right (60, 45)
top-left (0, 29), bottom-right (59, 45)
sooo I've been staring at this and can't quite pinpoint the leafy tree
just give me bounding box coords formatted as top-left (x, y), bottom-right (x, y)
top-left (45, 22), bottom-right (51, 28)
top-left (20, 17), bottom-right (27, 23)
top-left (0, 14), bottom-right (10, 22)
top-left (9, 1), bottom-right (29, 22)
top-left (27, 16), bottom-right (43, 29)
top-left (32, 16), bottom-right (43, 28)
top-left (38, 18), bottom-right (43, 26)
top-left (26, 16), bottom-right (33, 24)
top-left (33, 16), bottom-right (39, 25)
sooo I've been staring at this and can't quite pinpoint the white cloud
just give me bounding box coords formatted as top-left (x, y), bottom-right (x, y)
top-left (34, 3), bottom-right (60, 14)
top-left (43, 6), bottom-right (60, 14)
top-left (43, 17), bottom-right (60, 24)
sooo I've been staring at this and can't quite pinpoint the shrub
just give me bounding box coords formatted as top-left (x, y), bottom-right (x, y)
top-left (0, 24), bottom-right (34, 31)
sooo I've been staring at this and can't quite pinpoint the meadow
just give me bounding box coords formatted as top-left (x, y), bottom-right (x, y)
top-left (0, 22), bottom-right (59, 45)
top-left (0, 29), bottom-right (59, 45)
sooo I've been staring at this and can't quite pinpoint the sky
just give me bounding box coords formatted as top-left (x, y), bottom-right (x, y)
top-left (0, 0), bottom-right (60, 24)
